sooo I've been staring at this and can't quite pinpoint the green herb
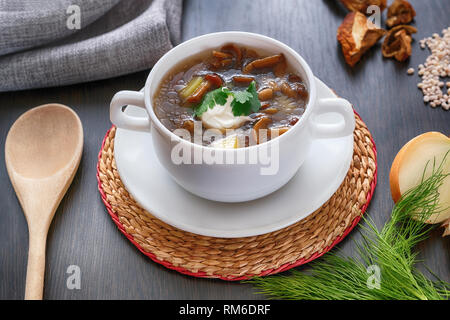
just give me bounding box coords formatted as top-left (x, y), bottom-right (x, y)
top-left (247, 155), bottom-right (450, 300)
top-left (193, 87), bottom-right (230, 117)
top-left (230, 81), bottom-right (261, 116)
top-left (193, 81), bottom-right (260, 117)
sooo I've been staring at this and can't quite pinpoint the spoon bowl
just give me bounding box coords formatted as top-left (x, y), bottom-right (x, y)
top-left (5, 104), bottom-right (83, 300)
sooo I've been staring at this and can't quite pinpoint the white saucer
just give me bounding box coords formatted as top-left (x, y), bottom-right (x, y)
top-left (114, 78), bottom-right (354, 238)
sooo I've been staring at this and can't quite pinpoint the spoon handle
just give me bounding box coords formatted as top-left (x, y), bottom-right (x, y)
top-left (24, 231), bottom-right (47, 300)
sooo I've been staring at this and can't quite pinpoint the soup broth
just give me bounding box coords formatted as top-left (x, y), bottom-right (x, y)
top-left (153, 44), bottom-right (309, 148)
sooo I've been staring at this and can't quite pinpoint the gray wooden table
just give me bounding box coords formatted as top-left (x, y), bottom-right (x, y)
top-left (1, 0), bottom-right (449, 300)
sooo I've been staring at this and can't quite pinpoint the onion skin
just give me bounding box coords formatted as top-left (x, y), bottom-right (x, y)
top-left (390, 137), bottom-right (413, 203)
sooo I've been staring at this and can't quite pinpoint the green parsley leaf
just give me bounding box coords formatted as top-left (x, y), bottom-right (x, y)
top-left (193, 81), bottom-right (261, 118)
top-left (193, 87), bottom-right (230, 117)
top-left (231, 81), bottom-right (261, 116)
top-left (233, 90), bottom-right (253, 104)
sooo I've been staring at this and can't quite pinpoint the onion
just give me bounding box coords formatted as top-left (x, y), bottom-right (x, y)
top-left (390, 132), bottom-right (450, 227)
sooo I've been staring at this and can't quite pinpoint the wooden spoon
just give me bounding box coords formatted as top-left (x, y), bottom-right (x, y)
top-left (5, 104), bottom-right (83, 300)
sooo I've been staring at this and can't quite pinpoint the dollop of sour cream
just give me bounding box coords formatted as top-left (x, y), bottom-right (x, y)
top-left (200, 95), bottom-right (252, 130)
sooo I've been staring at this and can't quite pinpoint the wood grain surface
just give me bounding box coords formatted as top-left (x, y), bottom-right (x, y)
top-left (1, 0), bottom-right (449, 300)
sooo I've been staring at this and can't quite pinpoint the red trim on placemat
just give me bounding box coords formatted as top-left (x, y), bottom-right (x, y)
top-left (96, 111), bottom-right (377, 281)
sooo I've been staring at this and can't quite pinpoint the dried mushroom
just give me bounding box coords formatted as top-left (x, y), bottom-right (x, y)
top-left (337, 12), bottom-right (386, 67)
top-left (382, 25), bottom-right (417, 61)
top-left (340, 0), bottom-right (386, 13)
top-left (386, 0), bottom-right (416, 28)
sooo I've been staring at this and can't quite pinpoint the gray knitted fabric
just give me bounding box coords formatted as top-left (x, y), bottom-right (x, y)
top-left (0, 0), bottom-right (182, 91)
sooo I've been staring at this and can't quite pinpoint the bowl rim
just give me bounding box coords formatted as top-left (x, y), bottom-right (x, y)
top-left (144, 31), bottom-right (317, 152)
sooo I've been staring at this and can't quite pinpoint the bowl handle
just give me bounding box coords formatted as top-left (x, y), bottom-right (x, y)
top-left (309, 98), bottom-right (355, 139)
top-left (110, 90), bottom-right (150, 132)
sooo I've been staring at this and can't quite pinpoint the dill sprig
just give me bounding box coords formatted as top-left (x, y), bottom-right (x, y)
top-left (248, 154), bottom-right (450, 300)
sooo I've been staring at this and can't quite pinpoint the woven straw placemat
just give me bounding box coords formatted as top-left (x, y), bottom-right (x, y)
top-left (97, 111), bottom-right (377, 280)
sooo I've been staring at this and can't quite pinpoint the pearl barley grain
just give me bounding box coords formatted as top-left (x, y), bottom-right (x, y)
top-left (416, 27), bottom-right (450, 111)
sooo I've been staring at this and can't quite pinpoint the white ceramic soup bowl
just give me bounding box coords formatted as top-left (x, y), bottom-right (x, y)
top-left (110, 31), bottom-right (355, 202)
